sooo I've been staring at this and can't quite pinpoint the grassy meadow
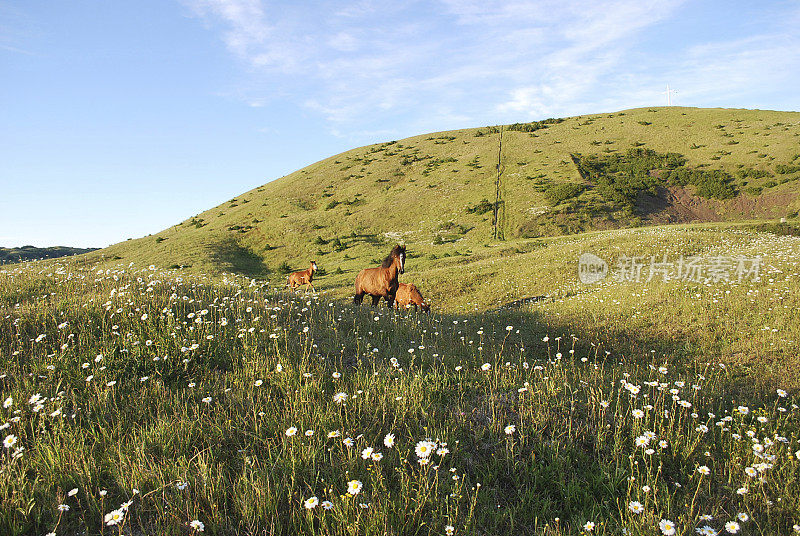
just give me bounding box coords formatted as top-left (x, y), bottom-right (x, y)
top-left (2, 223), bottom-right (800, 535)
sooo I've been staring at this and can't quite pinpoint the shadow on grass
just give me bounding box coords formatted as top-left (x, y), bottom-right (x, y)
top-left (208, 238), bottom-right (270, 278)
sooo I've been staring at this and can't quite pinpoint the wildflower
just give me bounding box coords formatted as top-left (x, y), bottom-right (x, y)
top-left (777, 389), bottom-right (787, 397)
top-left (2, 397), bottom-right (11, 408)
top-left (736, 406), bottom-right (749, 415)
top-left (254, 379), bottom-right (263, 387)
top-left (697, 465), bottom-right (710, 475)
top-left (285, 427), bottom-right (298, 437)
top-left (600, 400), bottom-right (609, 408)
top-left (361, 446), bottom-right (374, 459)
top-left (744, 467), bottom-right (757, 477)
top-left (105, 509), bottom-right (125, 526)
top-left (584, 521), bottom-right (595, 532)
top-left (3, 434), bottom-right (17, 449)
top-left (176, 482), bottom-right (188, 490)
top-left (333, 392), bottom-right (348, 404)
top-left (628, 501), bottom-right (644, 514)
top-left (305, 430), bottom-right (314, 437)
top-left (445, 525), bottom-right (455, 535)
top-left (415, 440), bottom-right (436, 458)
top-left (481, 363), bottom-right (491, 371)
top-left (321, 500), bottom-right (333, 510)
top-left (189, 519), bottom-right (205, 532)
top-left (347, 479), bottom-right (363, 495)
top-left (275, 363), bottom-right (283, 372)
top-left (57, 504), bottom-right (69, 512)
top-left (659, 519), bottom-right (677, 536)
top-left (371, 452), bottom-right (383, 461)
top-left (736, 487), bottom-right (748, 495)
top-left (332, 372), bottom-right (341, 379)
top-left (201, 397), bottom-right (212, 404)
top-left (504, 424), bottom-right (516, 435)
top-left (724, 521), bottom-right (740, 534)
top-left (632, 409), bottom-right (645, 419)
top-left (68, 488), bottom-right (78, 497)
top-left (327, 430), bottom-right (341, 438)
top-left (736, 513), bottom-right (748, 522)
top-left (697, 526), bottom-right (718, 536)
top-left (384, 433), bottom-right (395, 448)
top-left (635, 436), bottom-right (649, 447)
top-left (343, 437), bottom-right (354, 447)
top-left (304, 496), bottom-right (319, 509)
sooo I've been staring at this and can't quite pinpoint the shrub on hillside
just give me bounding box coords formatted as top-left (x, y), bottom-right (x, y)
top-left (467, 199), bottom-right (494, 215)
top-left (544, 183), bottom-right (585, 206)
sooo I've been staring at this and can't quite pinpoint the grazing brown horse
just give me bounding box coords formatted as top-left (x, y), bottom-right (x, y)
top-left (354, 245), bottom-right (406, 308)
top-left (394, 283), bottom-right (430, 312)
top-left (287, 261), bottom-right (317, 292)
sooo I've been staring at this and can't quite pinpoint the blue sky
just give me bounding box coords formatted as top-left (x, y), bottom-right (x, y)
top-left (1, 1), bottom-right (798, 248)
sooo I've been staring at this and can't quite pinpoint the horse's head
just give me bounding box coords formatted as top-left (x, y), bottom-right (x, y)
top-left (311, 261), bottom-right (317, 272)
top-left (382, 245), bottom-right (406, 274)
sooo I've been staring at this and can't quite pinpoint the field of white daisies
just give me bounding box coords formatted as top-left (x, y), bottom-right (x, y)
top-left (2, 246), bottom-right (800, 535)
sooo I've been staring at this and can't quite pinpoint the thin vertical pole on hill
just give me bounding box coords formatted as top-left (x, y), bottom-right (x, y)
top-left (493, 125), bottom-right (504, 240)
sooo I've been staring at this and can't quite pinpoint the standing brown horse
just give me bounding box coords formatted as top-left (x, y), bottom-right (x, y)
top-left (354, 245), bottom-right (405, 308)
top-left (287, 261), bottom-right (317, 292)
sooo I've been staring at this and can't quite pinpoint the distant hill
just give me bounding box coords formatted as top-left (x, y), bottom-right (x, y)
top-left (90, 106), bottom-right (799, 285)
top-left (0, 246), bottom-right (99, 264)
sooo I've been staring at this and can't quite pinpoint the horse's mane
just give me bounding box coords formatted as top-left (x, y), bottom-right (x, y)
top-left (380, 245), bottom-right (405, 268)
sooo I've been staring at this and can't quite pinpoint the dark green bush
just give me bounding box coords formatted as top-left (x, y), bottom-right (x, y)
top-left (544, 183), bottom-right (585, 206)
top-left (467, 199), bottom-right (494, 215)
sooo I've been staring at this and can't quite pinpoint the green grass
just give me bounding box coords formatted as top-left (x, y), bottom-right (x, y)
top-left (2, 223), bottom-right (800, 535)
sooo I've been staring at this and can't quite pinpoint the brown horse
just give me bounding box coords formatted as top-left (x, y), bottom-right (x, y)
top-left (354, 245), bottom-right (405, 308)
top-left (287, 261), bottom-right (317, 292)
top-left (394, 283), bottom-right (430, 312)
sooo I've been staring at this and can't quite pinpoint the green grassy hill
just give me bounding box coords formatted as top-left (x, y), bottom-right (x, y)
top-left (94, 107), bottom-right (800, 293)
top-left (4, 107), bottom-right (800, 535)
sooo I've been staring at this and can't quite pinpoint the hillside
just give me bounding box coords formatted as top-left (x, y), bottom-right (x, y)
top-left (94, 107), bottom-right (800, 289)
top-left (0, 245), bottom-right (99, 264)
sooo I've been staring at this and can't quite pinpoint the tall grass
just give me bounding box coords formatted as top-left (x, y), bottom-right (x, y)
top-left (1, 252), bottom-right (799, 535)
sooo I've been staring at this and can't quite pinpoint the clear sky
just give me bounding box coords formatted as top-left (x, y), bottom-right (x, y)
top-left (2, 1), bottom-right (798, 248)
